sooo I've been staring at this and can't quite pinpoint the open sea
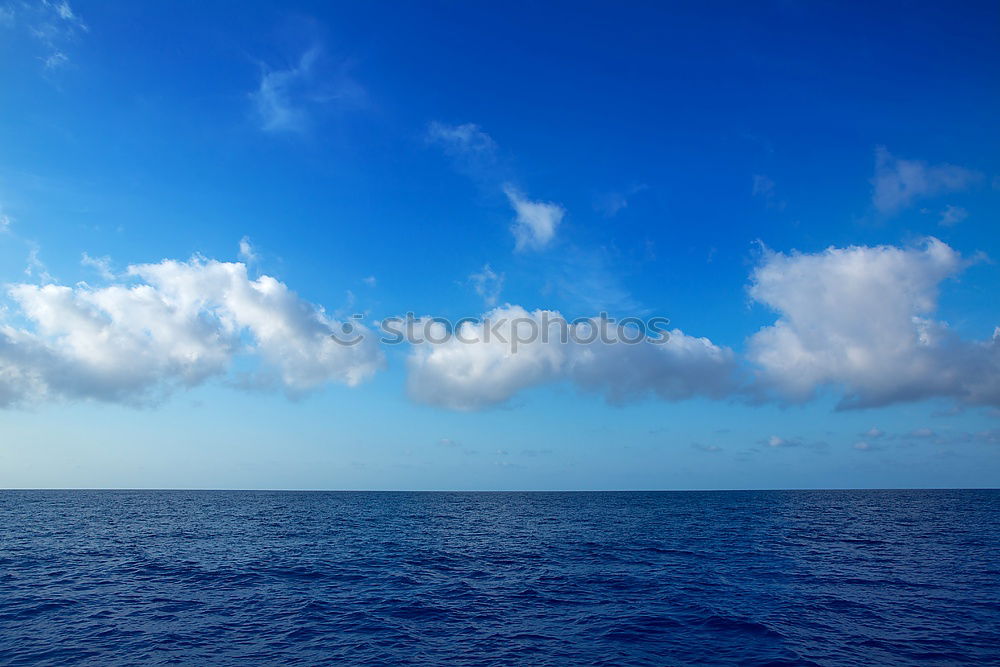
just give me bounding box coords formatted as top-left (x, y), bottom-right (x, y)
top-left (1, 489), bottom-right (998, 666)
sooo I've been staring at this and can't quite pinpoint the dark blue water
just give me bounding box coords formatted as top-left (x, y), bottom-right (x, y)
top-left (1, 490), bottom-right (999, 665)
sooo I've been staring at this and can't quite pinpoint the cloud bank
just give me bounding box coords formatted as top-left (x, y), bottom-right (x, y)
top-left (408, 237), bottom-right (999, 412)
top-left (2, 238), bottom-right (995, 414)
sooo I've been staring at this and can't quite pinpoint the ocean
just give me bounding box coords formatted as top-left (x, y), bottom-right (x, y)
top-left (1, 490), bottom-right (998, 665)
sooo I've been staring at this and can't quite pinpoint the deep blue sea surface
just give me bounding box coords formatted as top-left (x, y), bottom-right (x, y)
top-left (1, 490), bottom-right (999, 666)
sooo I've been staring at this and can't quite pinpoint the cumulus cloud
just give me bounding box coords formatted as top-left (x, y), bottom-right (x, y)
top-left (747, 237), bottom-right (1000, 409)
top-left (406, 304), bottom-right (737, 411)
top-left (0, 255), bottom-right (383, 407)
top-left (504, 185), bottom-right (564, 252)
top-left (872, 147), bottom-right (982, 215)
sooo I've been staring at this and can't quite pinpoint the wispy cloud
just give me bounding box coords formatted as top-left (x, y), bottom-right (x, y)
top-left (752, 174), bottom-right (786, 210)
top-left (80, 252), bottom-right (114, 280)
top-left (594, 183), bottom-right (647, 218)
top-left (251, 45), bottom-right (365, 133)
top-left (938, 205), bottom-right (969, 227)
top-left (238, 236), bottom-right (258, 263)
top-left (543, 246), bottom-right (642, 314)
top-left (871, 146), bottom-right (982, 215)
top-left (25, 243), bottom-right (54, 283)
top-left (468, 263), bottom-right (504, 306)
top-left (425, 122), bottom-right (497, 173)
top-left (0, 0), bottom-right (87, 70)
top-left (761, 435), bottom-right (828, 451)
top-left (426, 122), bottom-right (566, 252)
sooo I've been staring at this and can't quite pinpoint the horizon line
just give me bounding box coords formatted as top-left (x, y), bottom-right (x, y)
top-left (2, 486), bottom-right (997, 493)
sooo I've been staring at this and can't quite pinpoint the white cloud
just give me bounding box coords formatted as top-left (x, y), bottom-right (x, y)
top-left (0, 254), bottom-right (383, 407)
top-left (504, 184), bottom-right (564, 252)
top-left (406, 306), bottom-right (566, 411)
top-left (747, 237), bottom-right (1000, 409)
top-left (362, 276), bottom-right (377, 287)
top-left (468, 263), bottom-right (504, 306)
top-left (406, 304), bottom-right (737, 411)
top-left (426, 123), bottom-right (567, 252)
top-left (872, 147), bottom-right (981, 215)
top-left (939, 205), bottom-right (969, 227)
top-left (761, 435), bottom-right (828, 450)
top-left (570, 323), bottom-right (738, 404)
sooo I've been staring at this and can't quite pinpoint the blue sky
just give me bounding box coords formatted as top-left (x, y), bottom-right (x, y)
top-left (1, 1), bottom-right (998, 489)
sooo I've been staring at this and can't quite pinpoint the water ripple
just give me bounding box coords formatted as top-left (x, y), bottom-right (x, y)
top-left (1, 489), bottom-right (998, 665)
